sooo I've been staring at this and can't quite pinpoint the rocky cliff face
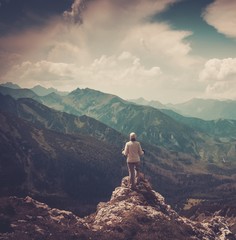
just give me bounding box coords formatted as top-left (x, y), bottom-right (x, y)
top-left (1, 177), bottom-right (235, 240)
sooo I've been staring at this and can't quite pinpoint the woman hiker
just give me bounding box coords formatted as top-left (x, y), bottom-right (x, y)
top-left (122, 132), bottom-right (144, 190)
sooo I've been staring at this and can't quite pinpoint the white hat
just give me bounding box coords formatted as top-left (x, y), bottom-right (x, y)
top-left (130, 132), bottom-right (136, 140)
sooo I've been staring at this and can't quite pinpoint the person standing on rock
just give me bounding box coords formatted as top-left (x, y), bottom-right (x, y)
top-left (122, 132), bottom-right (144, 190)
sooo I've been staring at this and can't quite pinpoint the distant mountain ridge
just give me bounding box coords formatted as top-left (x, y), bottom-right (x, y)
top-left (128, 97), bottom-right (165, 108)
top-left (1, 86), bottom-right (236, 163)
top-left (170, 98), bottom-right (236, 120)
top-left (0, 86), bottom-right (40, 101)
top-left (30, 85), bottom-right (69, 96)
top-left (130, 97), bottom-right (236, 120)
top-left (0, 82), bottom-right (21, 89)
top-left (0, 93), bottom-right (125, 146)
top-left (0, 82), bottom-right (68, 97)
top-left (44, 88), bottom-right (236, 162)
top-left (42, 87), bottom-right (203, 156)
top-left (3, 82), bottom-right (236, 120)
top-left (160, 108), bottom-right (236, 138)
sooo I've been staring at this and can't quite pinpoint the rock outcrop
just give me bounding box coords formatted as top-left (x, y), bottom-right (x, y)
top-left (1, 177), bottom-right (235, 240)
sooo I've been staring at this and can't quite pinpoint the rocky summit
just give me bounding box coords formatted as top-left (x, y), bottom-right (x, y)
top-left (0, 177), bottom-right (235, 240)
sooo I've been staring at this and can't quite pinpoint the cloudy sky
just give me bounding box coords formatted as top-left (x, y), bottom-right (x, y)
top-left (0, 0), bottom-right (236, 103)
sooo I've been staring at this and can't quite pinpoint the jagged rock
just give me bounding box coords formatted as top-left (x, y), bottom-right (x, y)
top-left (0, 177), bottom-right (235, 240)
top-left (85, 177), bottom-right (235, 240)
top-left (0, 196), bottom-right (93, 240)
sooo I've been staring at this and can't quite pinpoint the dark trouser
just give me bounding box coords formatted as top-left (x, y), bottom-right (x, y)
top-left (127, 162), bottom-right (140, 188)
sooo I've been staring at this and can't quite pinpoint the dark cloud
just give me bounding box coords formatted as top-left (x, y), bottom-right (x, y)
top-left (63, 0), bottom-right (93, 24)
top-left (63, 0), bottom-right (173, 25)
top-left (0, 0), bottom-right (10, 7)
top-left (0, 0), bottom-right (74, 35)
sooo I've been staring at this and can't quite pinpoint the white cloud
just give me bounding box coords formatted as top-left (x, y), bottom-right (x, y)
top-left (120, 23), bottom-right (194, 69)
top-left (5, 52), bottom-right (163, 94)
top-left (47, 42), bottom-right (84, 64)
top-left (4, 61), bottom-right (80, 90)
top-left (203, 0), bottom-right (236, 38)
top-left (1, 0), bottom-right (204, 103)
top-left (200, 58), bottom-right (236, 99)
top-left (200, 58), bottom-right (236, 81)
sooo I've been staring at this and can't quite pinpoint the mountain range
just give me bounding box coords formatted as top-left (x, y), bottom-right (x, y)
top-left (2, 85), bottom-right (236, 163)
top-left (0, 93), bottom-right (125, 146)
top-left (55, 88), bottom-right (236, 161)
top-left (30, 85), bottom-right (68, 96)
top-left (0, 83), bottom-right (236, 230)
top-left (0, 94), bottom-right (205, 208)
top-left (0, 82), bottom-right (68, 97)
top-left (2, 82), bottom-right (236, 120)
top-left (130, 97), bottom-right (236, 121)
top-left (160, 108), bottom-right (236, 138)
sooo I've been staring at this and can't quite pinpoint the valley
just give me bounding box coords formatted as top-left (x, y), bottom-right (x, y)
top-left (0, 84), bottom-right (236, 224)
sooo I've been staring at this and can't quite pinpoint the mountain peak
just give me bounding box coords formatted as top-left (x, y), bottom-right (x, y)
top-left (69, 87), bottom-right (126, 106)
top-left (0, 82), bottom-right (21, 89)
top-left (71, 87), bottom-right (110, 96)
top-left (86, 176), bottom-right (172, 231)
top-left (30, 85), bottom-right (68, 96)
top-left (129, 97), bottom-right (165, 108)
top-left (0, 177), bottom-right (235, 239)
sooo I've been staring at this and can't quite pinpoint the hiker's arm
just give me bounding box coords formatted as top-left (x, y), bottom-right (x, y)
top-left (138, 143), bottom-right (144, 156)
top-left (122, 148), bottom-right (126, 156)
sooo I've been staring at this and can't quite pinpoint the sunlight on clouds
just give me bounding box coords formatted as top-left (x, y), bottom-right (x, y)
top-left (200, 58), bottom-right (236, 99)
top-left (48, 42), bottom-right (83, 63)
top-left (203, 0), bottom-right (236, 38)
top-left (200, 58), bottom-right (236, 82)
top-left (205, 81), bottom-right (236, 100)
top-left (5, 61), bottom-right (79, 89)
top-left (121, 23), bottom-right (194, 69)
top-left (1, 0), bottom-right (203, 102)
top-left (88, 53), bottom-right (162, 89)
top-left (6, 52), bottom-right (162, 96)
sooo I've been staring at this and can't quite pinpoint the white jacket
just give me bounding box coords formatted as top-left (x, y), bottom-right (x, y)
top-left (122, 141), bottom-right (144, 163)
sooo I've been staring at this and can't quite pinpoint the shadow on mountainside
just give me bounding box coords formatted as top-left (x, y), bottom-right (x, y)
top-left (0, 177), bottom-right (235, 240)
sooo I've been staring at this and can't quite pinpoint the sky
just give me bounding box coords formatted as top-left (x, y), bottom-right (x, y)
top-left (0, 0), bottom-right (236, 103)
